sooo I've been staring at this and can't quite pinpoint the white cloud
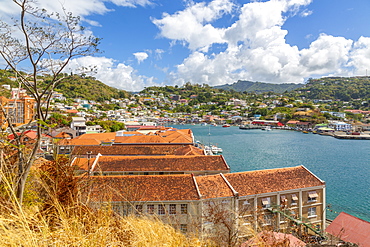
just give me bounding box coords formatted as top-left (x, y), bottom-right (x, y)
top-left (152, 0), bottom-right (234, 51)
top-left (0, 0), bottom-right (152, 23)
top-left (165, 0), bottom-right (370, 87)
top-left (133, 52), bottom-right (149, 64)
top-left (300, 9), bottom-right (313, 17)
top-left (348, 36), bottom-right (370, 76)
top-left (300, 34), bottom-right (353, 75)
top-left (64, 56), bottom-right (156, 91)
top-left (111, 0), bottom-right (152, 7)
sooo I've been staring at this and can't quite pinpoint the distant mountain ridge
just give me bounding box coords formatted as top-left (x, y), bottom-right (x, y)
top-left (214, 80), bottom-right (303, 94)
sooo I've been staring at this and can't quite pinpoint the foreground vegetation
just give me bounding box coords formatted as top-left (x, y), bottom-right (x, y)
top-left (0, 158), bottom-right (206, 247)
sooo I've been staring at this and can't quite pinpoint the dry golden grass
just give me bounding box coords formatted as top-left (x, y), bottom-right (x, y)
top-left (0, 159), bottom-right (209, 247)
top-left (0, 200), bottom-right (208, 247)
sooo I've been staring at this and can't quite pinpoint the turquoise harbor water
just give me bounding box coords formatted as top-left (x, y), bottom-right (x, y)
top-left (175, 125), bottom-right (370, 222)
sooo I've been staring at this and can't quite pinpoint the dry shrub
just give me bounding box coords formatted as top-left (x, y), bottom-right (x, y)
top-left (0, 156), bottom-right (209, 247)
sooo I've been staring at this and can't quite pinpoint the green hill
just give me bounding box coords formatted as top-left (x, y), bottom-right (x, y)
top-left (52, 75), bottom-right (129, 102)
top-left (291, 77), bottom-right (370, 101)
top-left (214, 80), bottom-right (303, 94)
top-left (0, 70), bottom-right (129, 102)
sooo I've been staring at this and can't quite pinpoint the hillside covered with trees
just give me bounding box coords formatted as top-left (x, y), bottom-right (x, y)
top-left (0, 70), bottom-right (129, 102)
top-left (214, 80), bottom-right (303, 93)
top-left (291, 77), bottom-right (370, 101)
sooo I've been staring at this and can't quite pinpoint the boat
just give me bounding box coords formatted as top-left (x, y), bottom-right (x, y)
top-left (211, 145), bottom-right (223, 154)
top-left (222, 124), bottom-right (231, 127)
top-left (201, 123), bottom-right (207, 126)
top-left (261, 126), bottom-right (271, 131)
top-left (204, 146), bottom-right (213, 155)
top-left (211, 123), bottom-right (217, 126)
top-left (302, 130), bottom-right (309, 134)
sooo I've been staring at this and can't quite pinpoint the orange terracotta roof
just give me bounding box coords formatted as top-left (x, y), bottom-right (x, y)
top-left (71, 144), bottom-right (204, 156)
top-left (74, 155), bottom-right (229, 173)
top-left (195, 174), bottom-right (234, 199)
top-left (76, 132), bottom-right (116, 142)
top-left (81, 175), bottom-right (201, 202)
top-left (120, 131), bottom-right (143, 135)
top-left (58, 138), bottom-right (101, 146)
top-left (54, 132), bottom-right (72, 138)
top-left (72, 157), bottom-right (97, 170)
top-left (173, 145), bottom-right (204, 155)
top-left (164, 134), bottom-right (193, 143)
top-left (224, 166), bottom-right (325, 196)
top-left (65, 109), bottom-right (78, 114)
top-left (114, 135), bottom-right (169, 144)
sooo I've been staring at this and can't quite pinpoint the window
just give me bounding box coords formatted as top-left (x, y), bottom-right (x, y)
top-left (147, 204), bottom-right (154, 214)
top-left (291, 194), bottom-right (298, 205)
top-left (169, 204), bottom-right (176, 215)
top-left (280, 195), bottom-right (287, 207)
top-left (263, 214), bottom-right (273, 225)
top-left (158, 204), bottom-right (166, 215)
top-left (308, 207), bottom-right (317, 217)
top-left (181, 204), bottom-right (188, 214)
top-left (262, 197), bottom-right (271, 208)
top-left (308, 191), bottom-right (318, 203)
top-left (180, 224), bottom-right (187, 233)
top-left (135, 205), bottom-right (143, 214)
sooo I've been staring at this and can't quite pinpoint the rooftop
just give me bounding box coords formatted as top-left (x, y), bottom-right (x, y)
top-left (72, 144), bottom-right (204, 156)
top-left (73, 155), bottom-right (229, 173)
top-left (223, 165), bottom-right (325, 196)
top-left (81, 174), bottom-right (201, 202)
top-left (326, 212), bottom-right (370, 247)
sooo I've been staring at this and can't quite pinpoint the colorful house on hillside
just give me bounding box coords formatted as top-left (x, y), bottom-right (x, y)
top-left (0, 95), bottom-right (35, 128)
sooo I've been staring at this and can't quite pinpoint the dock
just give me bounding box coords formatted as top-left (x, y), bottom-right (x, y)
top-left (333, 133), bottom-right (370, 140)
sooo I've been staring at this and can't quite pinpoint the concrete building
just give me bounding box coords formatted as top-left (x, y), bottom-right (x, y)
top-left (80, 165), bottom-right (326, 242)
top-left (0, 95), bottom-right (35, 128)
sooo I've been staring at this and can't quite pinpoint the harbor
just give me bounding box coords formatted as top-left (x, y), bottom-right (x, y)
top-left (175, 124), bottom-right (370, 222)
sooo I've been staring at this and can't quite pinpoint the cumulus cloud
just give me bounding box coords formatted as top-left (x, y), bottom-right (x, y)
top-left (161, 0), bottom-right (370, 87)
top-left (0, 0), bottom-right (152, 23)
top-left (348, 37), bottom-right (370, 75)
top-left (152, 0), bottom-right (234, 51)
top-left (64, 56), bottom-right (157, 91)
top-left (133, 52), bottom-right (149, 64)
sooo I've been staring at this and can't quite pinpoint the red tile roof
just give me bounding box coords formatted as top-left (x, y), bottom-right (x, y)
top-left (114, 135), bottom-right (169, 144)
top-left (58, 138), bottom-right (101, 146)
top-left (326, 212), bottom-right (370, 247)
top-left (74, 155), bottom-right (229, 173)
top-left (195, 174), bottom-right (234, 199)
top-left (173, 145), bottom-right (204, 155)
top-left (71, 144), bottom-right (204, 156)
top-left (81, 175), bottom-right (201, 202)
top-left (76, 132), bottom-right (116, 142)
top-left (224, 166), bottom-right (325, 196)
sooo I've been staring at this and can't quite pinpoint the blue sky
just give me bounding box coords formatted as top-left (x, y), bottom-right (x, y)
top-left (2, 0), bottom-right (370, 91)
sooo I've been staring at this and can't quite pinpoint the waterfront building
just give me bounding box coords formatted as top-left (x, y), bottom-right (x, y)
top-left (80, 165), bottom-right (326, 241)
top-left (328, 121), bottom-right (352, 131)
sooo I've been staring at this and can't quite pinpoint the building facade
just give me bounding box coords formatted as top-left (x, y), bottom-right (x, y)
top-left (0, 96), bottom-right (35, 128)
